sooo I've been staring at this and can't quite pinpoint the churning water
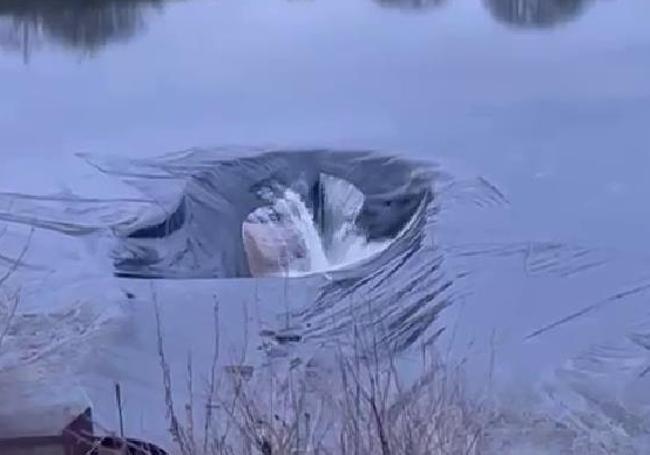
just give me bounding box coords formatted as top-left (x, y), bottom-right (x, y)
top-left (242, 173), bottom-right (395, 277)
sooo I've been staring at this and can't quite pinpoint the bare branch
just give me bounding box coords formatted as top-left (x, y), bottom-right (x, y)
top-left (0, 291), bottom-right (19, 351)
top-left (0, 227), bottom-right (34, 288)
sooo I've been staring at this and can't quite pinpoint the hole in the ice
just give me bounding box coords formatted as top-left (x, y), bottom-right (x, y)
top-left (242, 174), bottom-right (395, 277)
top-left (112, 151), bottom-right (432, 280)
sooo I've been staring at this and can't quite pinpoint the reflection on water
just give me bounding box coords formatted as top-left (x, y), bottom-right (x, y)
top-left (0, 0), bottom-right (606, 60)
top-left (375, 0), bottom-right (448, 10)
top-left (484, 0), bottom-right (592, 28)
top-left (0, 0), bottom-right (166, 60)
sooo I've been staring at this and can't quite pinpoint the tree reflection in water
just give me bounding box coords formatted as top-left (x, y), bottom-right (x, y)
top-left (484, 0), bottom-right (592, 29)
top-left (0, 0), bottom-right (166, 60)
top-left (375, 0), bottom-right (593, 27)
top-left (374, 0), bottom-right (448, 10)
top-left (0, 0), bottom-right (602, 62)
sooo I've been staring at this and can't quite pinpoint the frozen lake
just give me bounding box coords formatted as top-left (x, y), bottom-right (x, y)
top-left (1, 0), bottom-right (650, 452)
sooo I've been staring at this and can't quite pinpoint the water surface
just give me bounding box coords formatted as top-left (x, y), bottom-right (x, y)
top-left (1, 0), bottom-right (650, 452)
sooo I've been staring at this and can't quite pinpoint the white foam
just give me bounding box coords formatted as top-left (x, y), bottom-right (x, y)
top-left (244, 175), bottom-right (393, 277)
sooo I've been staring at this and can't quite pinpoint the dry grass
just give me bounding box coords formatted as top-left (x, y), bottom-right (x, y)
top-left (0, 228), bottom-right (487, 454)
top-left (153, 292), bottom-right (488, 455)
top-left (0, 289), bottom-right (19, 353)
top-left (0, 227), bottom-right (32, 352)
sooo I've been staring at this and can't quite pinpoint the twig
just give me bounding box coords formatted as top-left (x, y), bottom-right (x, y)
top-left (115, 383), bottom-right (125, 439)
top-left (152, 284), bottom-right (190, 455)
top-left (0, 291), bottom-right (19, 351)
top-left (0, 227), bottom-right (33, 288)
top-left (186, 352), bottom-right (196, 454)
top-left (203, 297), bottom-right (220, 453)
